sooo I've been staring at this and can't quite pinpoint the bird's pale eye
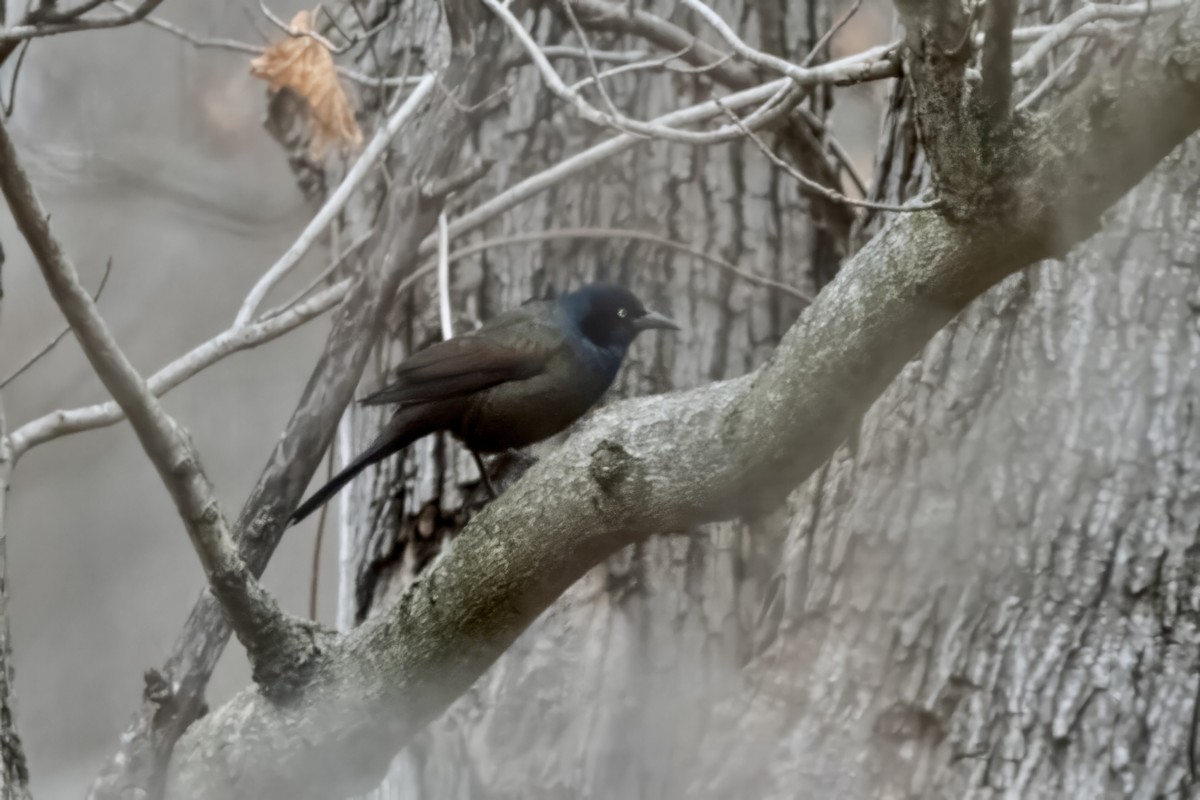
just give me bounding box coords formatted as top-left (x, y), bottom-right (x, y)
top-left (617, 307), bottom-right (628, 318)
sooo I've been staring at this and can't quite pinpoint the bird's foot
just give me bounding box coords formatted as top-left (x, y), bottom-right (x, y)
top-left (471, 450), bottom-right (499, 499)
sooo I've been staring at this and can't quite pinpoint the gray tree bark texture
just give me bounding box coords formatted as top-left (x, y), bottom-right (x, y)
top-left (146, 0), bottom-right (1200, 797)
top-left (304, 2), bottom-right (1200, 800)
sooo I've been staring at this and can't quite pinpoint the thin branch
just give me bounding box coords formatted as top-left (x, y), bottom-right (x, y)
top-left (1012, 1), bottom-right (1185, 77)
top-left (31, 0), bottom-right (107, 23)
top-left (12, 215), bottom-right (809, 458)
top-left (110, 2), bottom-right (423, 88)
top-left (263, 229), bottom-right (372, 319)
top-left (12, 76), bottom-right (848, 458)
top-left (2, 39), bottom-right (31, 118)
top-left (436, 212), bottom-right (453, 340)
top-left (0, 255), bottom-right (111, 391)
top-left (234, 73), bottom-right (435, 326)
top-left (1017, 44), bottom-right (1082, 111)
top-left (434, 76), bottom-right (800, 255)
top-left (258, 0), bottom-right (343, 54)
top-left (801, 0), bottom-right (862, 67)
top-left (540, 44), bottom-right (648, 64)
top-left (437, 227), bottom-right (813, 303)
top-left (558, 0), bottom-right (626, 126)
top-left (9, 278), bottom-right (347, 460)
top-left (308, 446), bottom-right (334, 621)
top-left (0, 112), bottom-right (305, 682)
top-left (716, 99), bottom-right (941, 213)
top-left (482, 0), bottom-right (892, 144)
top-left (795, 107), bottom-right (870, 198)
top-left (0, 406), bottom-right (33, 800)
top-left (981, 0), bottom-right (1018, 128)
top-left (0, 0), bottom-right (165, 43)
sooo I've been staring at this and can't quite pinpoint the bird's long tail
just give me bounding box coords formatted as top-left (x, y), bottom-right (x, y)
top-left (288, 405), bottom-right (446, 526)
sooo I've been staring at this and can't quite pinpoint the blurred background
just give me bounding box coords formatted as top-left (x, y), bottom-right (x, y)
top-left (0, 0), bottom-right (890, 795)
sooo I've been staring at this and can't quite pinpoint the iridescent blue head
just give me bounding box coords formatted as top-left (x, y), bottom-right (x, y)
top-left (559, 283), bottom-right (680, 353)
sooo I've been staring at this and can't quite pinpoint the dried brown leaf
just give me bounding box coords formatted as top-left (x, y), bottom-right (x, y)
top-left (250, 9), bottom-right (363, 156)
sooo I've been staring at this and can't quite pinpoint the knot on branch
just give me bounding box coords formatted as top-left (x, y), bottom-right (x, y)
top-left (249, 618), bottom-right (337, 705)
top-left (589, 438), bottom-right (634, 495)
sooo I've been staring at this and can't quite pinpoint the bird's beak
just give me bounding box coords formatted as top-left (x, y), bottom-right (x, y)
top-left (633, 310), bottom-right (680, 332)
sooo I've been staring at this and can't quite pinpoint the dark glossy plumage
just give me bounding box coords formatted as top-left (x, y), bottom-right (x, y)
top-left (288, 283), bottom-right (678, 525)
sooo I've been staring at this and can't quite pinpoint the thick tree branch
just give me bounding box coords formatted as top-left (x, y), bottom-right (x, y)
top-left (164, 5), bottom-right (1200, 798)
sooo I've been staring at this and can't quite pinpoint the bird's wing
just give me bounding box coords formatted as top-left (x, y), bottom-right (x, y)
top-left (359, 333), bottom-right (550, 407)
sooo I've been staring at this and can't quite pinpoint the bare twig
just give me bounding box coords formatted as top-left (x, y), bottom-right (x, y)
top-left (110, 1), bottom-right (423, 88)
top-left (31, 0), bottom-right (109, 23)
top-left (0, 256), bottom-right (111, 391)
top-left (308, 445), bottom-right (334, 621)
top-left (436, 212), bottom-right (453, 340)
top-left (12, 212), bottom-right (812, 457)
top-left (436, 76), bottom-right (799, 253)
top-left (482, 0), bottom-right (892, 144)
top-left (0, 112), bottom-right (306, 683)
top-left (0, 0), bottom-right (165, 43)
top-left (0, 405), bottom-right (32, 800)
top-left (558, 0), bottom-right (627, 126)
top-left (981, 0), bottom-right (1018, 128)
top-left (1017, 45), bottom-right (1082, 111)
top-left (2, 40), bottom-right (31, 118)
top-left (258, 0), bottom-right (343, 53)
top-left (235, 73), bottom-right (435, 326)
top-left (566, 43), bottom-right (700, 93)
top-left (13, 77), bottom-right (830, 458)
top-left (795, 106), bottom-right (870, 197)
top-left (431, 227), bottom-right (813, 303)
top-left (10, 279), bottom-right (347, 460)
top-left (1012, 1), bottom-right (1186, 77)
top-left (801, 0), bottom-right (862, 67)
top-left (716, 99), bottom-right (941, 213)
top-left (680, 0), bottom-right (825, 85)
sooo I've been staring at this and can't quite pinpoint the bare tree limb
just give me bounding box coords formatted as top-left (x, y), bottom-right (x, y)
top-left (164, 6), bottom-right (1200, 796)
top-left (89, 11), bottom-right (510, 797)
top-left (235, 74), bottom-right (435, 326)
top-left (0, 0), bottom-right (164, 43)
top-left (0, 404), bottom-right (32, 800)
top-left (565, 0), bottom-right (761, 89)
top-left (0, 112), bottom-right (316, 696)
top-left (436, 212), bottom-right (453, 341)
top-left (9, 279), bottom-right (348, 460)
top-left (0, 255), bottom-right (110, 391)
top-left (108, 1), bottom-right (425, 89)
top-left (715, 97), bottom-right (942, 213)
top-left (981, 0), bottom-right (1018, 129)
top-left (1011, 1), bottom-right (1185, 77)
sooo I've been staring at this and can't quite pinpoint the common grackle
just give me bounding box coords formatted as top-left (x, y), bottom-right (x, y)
top-left (288, 283), bottom-right (678, 525)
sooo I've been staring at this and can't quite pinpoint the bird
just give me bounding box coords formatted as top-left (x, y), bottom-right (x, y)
top-left (288, 282), bottom-right (679, 525)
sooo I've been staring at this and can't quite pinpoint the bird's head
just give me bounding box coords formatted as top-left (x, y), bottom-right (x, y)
top-left (561, 283), bottom-right (680, 352)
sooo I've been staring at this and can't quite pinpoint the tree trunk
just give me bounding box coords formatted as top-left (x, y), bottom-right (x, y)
top-left (307, 1), bottom-right (1200, 797)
